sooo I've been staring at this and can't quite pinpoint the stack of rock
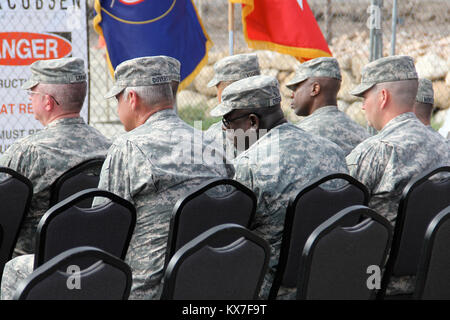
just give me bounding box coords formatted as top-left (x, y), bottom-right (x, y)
top-left (177, 31), bottom-right (450, 127)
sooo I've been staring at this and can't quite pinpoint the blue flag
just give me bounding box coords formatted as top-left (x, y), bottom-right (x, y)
top-left (94, 0), bottom-right (212, 90)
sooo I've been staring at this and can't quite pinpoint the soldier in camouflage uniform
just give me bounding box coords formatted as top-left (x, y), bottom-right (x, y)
top-left (92, 56), bottom-right (229, 300)
top-left (0, 57), bottom-right (110, 255)
top-left (346, 55), bottom-right (450, 296)
top-left (413, 78), bottom-right (434, 127)
top-left (210, 75), bottom-right (349, 299)
top-left (204, 53), bottom-right (261, 162)
top-left (413, 78), bottom-right (449, 148)
top-left (287, 57), bottom-right (369, 155)
top-left (0, 57), bottom-right (111, 299)
top-left (164, 56), bottom-right (181, 114)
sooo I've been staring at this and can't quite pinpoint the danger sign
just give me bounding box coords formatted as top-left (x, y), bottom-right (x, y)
top-left (0, 1), bottom-right (88, 153)
top-left (0, 32), bottom-right (72, 65)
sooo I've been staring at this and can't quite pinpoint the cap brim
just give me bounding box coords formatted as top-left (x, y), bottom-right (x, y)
top-left (104, 85), bottom-right (126, 99)
top-left (209, 103), bottom-right (233, 117)
top-left (286, 76), bottom-right (307, 91)
top-left (350, 82), bottom-right (375, 97)
top-left (207, 76), bottom-right (220, 88)
top-left (21, 79), bottom-right (39, 90)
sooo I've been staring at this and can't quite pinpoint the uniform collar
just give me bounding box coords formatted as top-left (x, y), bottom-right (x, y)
top-left (46, 117), bottom-right (84, 128)
top-left (144, 108), bottom-right (176, 125)
top-left (380, 112), bottom-right (417, 133)
top-left (309, 105), bottom-right (338, 117)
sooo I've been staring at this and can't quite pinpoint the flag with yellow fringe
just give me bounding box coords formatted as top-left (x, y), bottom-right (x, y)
top-left (230, 0), bottom-right (331, 62)
top-left (93, 0), bottom-right (212, 91)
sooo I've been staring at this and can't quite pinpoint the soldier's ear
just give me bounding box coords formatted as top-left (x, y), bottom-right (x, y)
top-left (44, 95), bottom-right (54, 112)
top-left (128, 90), bottom-right (138, 110)
top-left (311, 82), bottom-right (320, 96)
top-left (249, 114), bottom-right (259, 129)
top-left (379, 88), bottom-right (389, 110)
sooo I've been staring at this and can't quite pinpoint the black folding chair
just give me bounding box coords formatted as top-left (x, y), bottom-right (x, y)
top-left (269, 172), bottom-right (369, 299)
top-left (414, 205), bottom-right (450, 299)
top-left (34, 188), bottom-right (136, 269)
top-left (14, 246), bottom-right (132, 300)
top-left (50, 158), bottom-right (105, 208)
top-left (161, 223), bottom-right (270, 300)
top-left (0, 167), bottom-right (33, 278)
top-left (165, 178), bottom-right (256, 267)
top-left (297, 205), bottom-right (392, 300)
top-left (379, 166), bottom-right (450, 298)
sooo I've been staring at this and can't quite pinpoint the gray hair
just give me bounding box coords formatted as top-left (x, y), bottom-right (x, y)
top-left (38, 82), bottom-right (87, 111)
top-left (124, 83), bottom-right (174, 107)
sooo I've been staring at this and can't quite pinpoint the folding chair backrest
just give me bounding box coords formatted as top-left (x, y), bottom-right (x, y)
top-left (269, 173), bottom-right (368, 298)
top-left (162, 224), bottom-right (270, 300)
top-left (415, 205), bottom-right (450, 300)
top-left (381, 166), bottom-right (450, 294)
top-left (0, 167), bottom-right (33, 277)
top-left (35, 188), bottom-right (136, 268)
top-left (14, 246), bottom-right (132, 300)
top-left (50, 158), bottom-right (105, 208)
top-left (165, 178), bottom-right (256, 264)
top-left (297, 205), bottom-right (392, 300)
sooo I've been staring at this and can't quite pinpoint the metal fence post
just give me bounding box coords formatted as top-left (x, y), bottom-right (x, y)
top-left (390, 0), bottom-right (398, 55)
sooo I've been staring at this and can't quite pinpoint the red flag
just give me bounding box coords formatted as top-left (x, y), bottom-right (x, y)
top-left (230, 0), bottom-right (331, 62)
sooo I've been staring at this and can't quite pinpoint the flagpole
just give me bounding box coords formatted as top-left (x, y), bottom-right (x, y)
top-left (228, 2), bottom-right (235, 55)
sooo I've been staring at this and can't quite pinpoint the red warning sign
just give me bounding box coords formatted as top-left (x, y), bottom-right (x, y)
top-left (0, 32), bottom-right (72, 66)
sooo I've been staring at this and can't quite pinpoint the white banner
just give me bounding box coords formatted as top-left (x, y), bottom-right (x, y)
top-left (0, 0), bottom-right (88, 153)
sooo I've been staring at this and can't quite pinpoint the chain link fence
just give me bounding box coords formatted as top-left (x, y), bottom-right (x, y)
top-left (88, 0), bottom-right (449, 138)
top-left (2, 0), bottom-right (448, 145)
top-left (0, 0), bottom-right (89, 152)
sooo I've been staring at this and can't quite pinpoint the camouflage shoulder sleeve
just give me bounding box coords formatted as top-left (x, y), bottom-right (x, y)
top-left (233, 155), bottom-right (254, 191)
top-left (0, 143), bottom-right (42, 182)
top-left (94, 140), bottom-right (156, 206)
top-left (346, 141), bottom-right (392, 192)
top-left (94, 141), bottom-right (133, 205)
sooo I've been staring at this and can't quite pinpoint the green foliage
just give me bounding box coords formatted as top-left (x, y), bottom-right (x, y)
top-left (178, 105), bottom-right (221, 130)
top-left (431, 115), bottom-right (444, 131)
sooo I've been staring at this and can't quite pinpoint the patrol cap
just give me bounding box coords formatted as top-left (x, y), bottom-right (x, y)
top-left (210, 75), bottom-right (281, 117)
top-left (416, 78), bottom-right (434, 105)
top-left (22, 57), bottom-right (86, 90)
top-left (164, 56), bottom-right (181, 82)
top-left (105, 56), bottom-right (174, 99)
top-left (350, 55), bottom-right (418, 97)
top-left (286, 57), bottom-right (341, 91)
top-left (207, 53), bottom-right (261, 87)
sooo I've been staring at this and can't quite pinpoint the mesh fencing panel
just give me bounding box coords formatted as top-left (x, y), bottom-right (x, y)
top-left (0, 0), bottom-right (89, 152)
top-left (1, 0), bottom-right (449, 146)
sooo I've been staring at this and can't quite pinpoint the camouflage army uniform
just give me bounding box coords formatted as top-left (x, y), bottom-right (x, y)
top-left (0, 118), bottom-right (111, 299)
top-left (204, 53), bottom-right (261, 163)
top-left (234, 122), bottom-right (348, 299)
top-left (93, 109), bottom-right (228, 300)
top-left (346, 112), bottom-right (449, 227)
top-left (347, 112), bottom-right (450, 295)
top-left (97, 56), bottom-right (230, 300)
top-left (348, 56), bottom-right (450, 296)
top-left (286, 57), bottom-right (369, 155)
top-left (0, 57), bottom-right (111, 299)
top-left (203, 121), bottom-right (236, 172)
top-left (297, 106), bottom-right (369, 155)
top-left (0, 117), bottom-right (111, 253)
top-left (210, 75), bottom-right (349, 300)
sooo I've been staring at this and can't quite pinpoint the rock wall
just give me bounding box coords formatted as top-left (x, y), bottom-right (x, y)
top-left (177, 32), bottom-right (450, 128)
